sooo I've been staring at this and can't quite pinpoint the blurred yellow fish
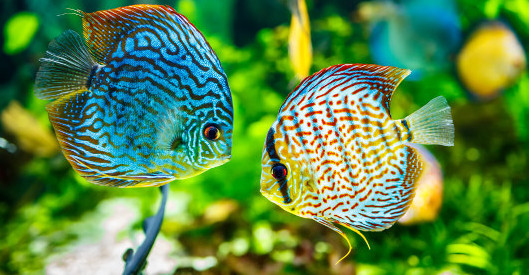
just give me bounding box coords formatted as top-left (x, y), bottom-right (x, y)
top-left (288, 0), bottom-right (312, 80)
top-left (1, 101), bottom-right (59, 157)
top-left (457, 21), bottom-right (526, 100)
top-left (398, 144), bottom-right (443, 225)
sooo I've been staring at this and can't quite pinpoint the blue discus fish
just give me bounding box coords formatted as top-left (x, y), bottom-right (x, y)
top-left (35, 5), bottom-right (233, 187)
top-left (359, 0), bottom-right (462, 79)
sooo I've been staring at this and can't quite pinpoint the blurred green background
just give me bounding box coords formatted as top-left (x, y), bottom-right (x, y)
top-left (1, 0), bottom-right (528, 274)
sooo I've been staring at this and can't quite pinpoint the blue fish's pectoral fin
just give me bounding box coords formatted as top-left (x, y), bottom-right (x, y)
top-left (313, 216), bottom-right (353, 264)
top-left (402, 96), bottom-right (454, 146)
top-left (35, 30), bottom-right (100, 100)
top-left (80, 5), bottom-right (179, 63)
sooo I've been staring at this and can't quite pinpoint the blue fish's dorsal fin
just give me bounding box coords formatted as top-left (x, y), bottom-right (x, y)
top-left (281, 64), bottom-right (411, 114)
top-left (35, 30), bottom-right (99, 100)
top-left (81, 5), bottom-right (180, 63)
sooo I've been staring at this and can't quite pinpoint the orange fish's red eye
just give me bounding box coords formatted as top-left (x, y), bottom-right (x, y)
top-left (204, 124), bottom-right (220, 140)
top-left (271, 163), bottom-right (288, 180)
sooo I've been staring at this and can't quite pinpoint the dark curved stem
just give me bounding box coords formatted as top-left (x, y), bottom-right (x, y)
top-left (122, 184), bottom-right (169, 275)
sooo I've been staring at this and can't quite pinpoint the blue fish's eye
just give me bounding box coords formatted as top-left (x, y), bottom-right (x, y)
top-left (204, 124), bottom-right (220, 141)
top-left (271, 163), bottom-right (288, 181)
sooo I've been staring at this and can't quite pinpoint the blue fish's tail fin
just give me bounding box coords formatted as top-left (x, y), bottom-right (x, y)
top-left (403, 96), bottom-right (454, 146)
top-left (35, 30), bottom-right (100, 100)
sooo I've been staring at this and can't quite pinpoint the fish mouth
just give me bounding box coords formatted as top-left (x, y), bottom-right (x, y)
top-left (204, 154), bottom-right (231, 169)
top-left (217, 154), bottom-right (231, 165)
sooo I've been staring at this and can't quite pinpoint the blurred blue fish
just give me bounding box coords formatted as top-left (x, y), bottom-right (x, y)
top-left (358, 0), bottom-right (462, 79)
top-left (35, 5), bottom-right (233, 187)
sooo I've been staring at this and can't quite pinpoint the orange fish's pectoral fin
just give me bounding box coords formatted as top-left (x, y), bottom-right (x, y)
top-left (313, 216), bottom-right (354, 264)
top-left (80, 5), bottom-right (179, 63)
top-left (35, 30), bottom-right (100, 101)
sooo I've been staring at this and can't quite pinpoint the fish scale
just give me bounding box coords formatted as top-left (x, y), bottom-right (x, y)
top-left (261, 63), bottom-right (454, 261)
top-left (36, 5), bottom-right (233, 187)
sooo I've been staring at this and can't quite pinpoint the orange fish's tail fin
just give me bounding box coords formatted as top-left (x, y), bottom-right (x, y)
top-left (35, 30), bottom-right (101, 101)
top-left (401, 96), bottom-right (454, 146)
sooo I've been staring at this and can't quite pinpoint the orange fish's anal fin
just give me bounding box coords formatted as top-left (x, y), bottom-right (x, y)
top-left (331, 218), bottom-right (371, 250)
top-left (313, 216), bottom-right (355, 264)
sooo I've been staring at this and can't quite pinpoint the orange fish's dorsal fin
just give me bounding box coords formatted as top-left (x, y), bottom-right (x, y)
top-left (342, 64), bottom-right (410, 114)
top-left (80, 5), bottom-right (178, 63)
top-left (313, 216), bottom-right (355, 264)
top-left (281, 64), bottom-right (410, 114)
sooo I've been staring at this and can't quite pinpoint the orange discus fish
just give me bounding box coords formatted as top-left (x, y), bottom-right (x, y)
top-left (260, 64), bottom-right (454, 261)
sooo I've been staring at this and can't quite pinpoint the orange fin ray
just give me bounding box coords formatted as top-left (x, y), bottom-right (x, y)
top-left (313, 216), bottom-right (371, 264)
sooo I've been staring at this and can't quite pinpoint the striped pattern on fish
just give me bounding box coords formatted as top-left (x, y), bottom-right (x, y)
top-left (260, 64), bottom-right (454, 260)
top-left (36, 5), bottom-right (233, 187)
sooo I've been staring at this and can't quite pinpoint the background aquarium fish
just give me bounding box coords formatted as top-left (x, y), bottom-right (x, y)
top-left (260, 64), bottom-right (454, 261)
top-left (456, 21), bottom-right (527, 100)
top-left (398, 144), bottom-right (444, 225)
top-left (34, 5), bottom-right (234, 187)
top-left (358, 0), bottom-right (462, 80)
top-left (288, 0), bottom-right (312, 80)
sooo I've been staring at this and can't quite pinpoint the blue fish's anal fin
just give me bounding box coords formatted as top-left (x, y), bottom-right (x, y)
top-left (35, 30), bottom-right (99, 100)
top-left (81, 5), bottom-right (179, 63)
